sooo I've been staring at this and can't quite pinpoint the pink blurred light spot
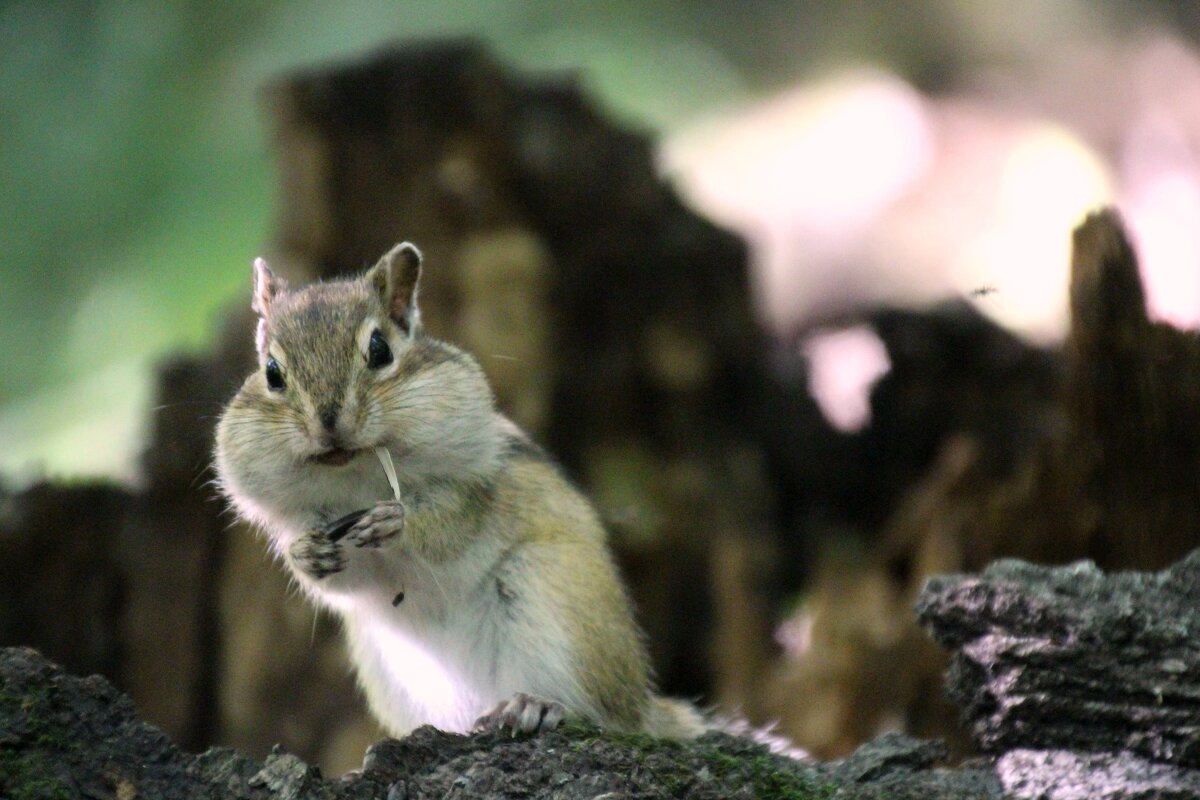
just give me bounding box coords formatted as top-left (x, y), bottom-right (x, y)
top-left (775, 612), bottom-right (814, 658)
top-left (803, 325), bottom-right (891, 433)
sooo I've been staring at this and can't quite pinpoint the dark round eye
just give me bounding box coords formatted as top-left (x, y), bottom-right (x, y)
top-left (265, 357), bottom-right (285, 391)
top-left (367, 329), bottom-right (393, 369)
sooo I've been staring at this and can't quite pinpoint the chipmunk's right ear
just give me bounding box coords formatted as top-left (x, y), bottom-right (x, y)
top-left (252, 257), bottom-right (286, 317)
top-left (366, 242), bottom-right (423, 336)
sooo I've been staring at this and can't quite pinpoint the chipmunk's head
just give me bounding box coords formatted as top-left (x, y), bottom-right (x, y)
top-left (217, 242), bottom-right (497, 498)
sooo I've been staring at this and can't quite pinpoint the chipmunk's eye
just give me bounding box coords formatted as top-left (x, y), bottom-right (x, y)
top-left (367, 329), bottom-right (393, 369)
top-left (265, 357), bottom-right (286, 391)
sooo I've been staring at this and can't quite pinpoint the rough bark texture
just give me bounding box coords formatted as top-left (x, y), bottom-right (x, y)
top-left (0, 646), bottom-right (1000, 800)
top-left (918, 553), bottom-right (1200, 768)
top-left (10, 547), bottom-right (1200, 798)
top-left (917, 553), bottom-right (1200, 799)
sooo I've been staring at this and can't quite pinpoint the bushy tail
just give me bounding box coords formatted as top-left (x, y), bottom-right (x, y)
top-left (640, 694), bottom-right (708, 739)
top-left (641, 695), bottom-right (809, 758)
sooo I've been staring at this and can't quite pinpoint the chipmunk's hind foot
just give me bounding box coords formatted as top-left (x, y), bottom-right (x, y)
top-left (474, 692), bottom-right (565, 736)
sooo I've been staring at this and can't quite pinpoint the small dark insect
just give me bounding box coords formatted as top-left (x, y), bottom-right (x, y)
top-left (969, 285), bottom-right (998, 298)
top-left (392, 592), bottom-right (405, 606)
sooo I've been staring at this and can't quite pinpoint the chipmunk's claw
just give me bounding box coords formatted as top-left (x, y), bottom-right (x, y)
top-left (344, 500), bottom-right (405, 548)
top-left (474, 693), bottom-right (565, 736)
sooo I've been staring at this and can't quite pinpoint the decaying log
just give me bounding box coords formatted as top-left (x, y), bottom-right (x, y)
top-left (0, 645), bottom-right (1001, 800)
top-left (11, 541), bottom-right (1200, 799)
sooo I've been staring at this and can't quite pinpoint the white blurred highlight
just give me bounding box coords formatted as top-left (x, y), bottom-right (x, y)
top-left (952, 123), bottom-right (1113, 340)
top-left (775, 611), bottom-right (814, 658)
top-left (663, 73), bottom-right (936, 327)
top-left (1122, 111), bottom-right (1200, 329)
top-left (368, 620), bottom-right (471, 730)
top-left (664, 36), bottom-right (1200, 347)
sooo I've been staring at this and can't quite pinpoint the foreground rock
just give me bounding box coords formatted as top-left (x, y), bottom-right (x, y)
top-left (0, 646), bottom-right (996, 800)
top-left (9, 548), bottom-right (1200, 798)
top-left (918, 551), bottom-right (1200, 798)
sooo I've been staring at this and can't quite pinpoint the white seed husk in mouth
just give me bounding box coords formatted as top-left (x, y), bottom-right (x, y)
top-left (374, 446), bottom-right (401, 501)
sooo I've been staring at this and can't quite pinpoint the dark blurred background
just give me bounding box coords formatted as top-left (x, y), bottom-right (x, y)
top-left (3, 0), bottom-right (1200, 774)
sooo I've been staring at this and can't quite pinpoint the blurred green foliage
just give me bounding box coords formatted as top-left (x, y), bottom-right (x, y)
top-left (0, 0), bottom-right (759, 481)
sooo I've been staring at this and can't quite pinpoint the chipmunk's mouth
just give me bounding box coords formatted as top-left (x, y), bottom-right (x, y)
top-left (308, 447), bottom-right (362, 467)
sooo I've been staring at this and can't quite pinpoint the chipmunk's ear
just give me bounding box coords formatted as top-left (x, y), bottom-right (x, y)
top-left (366, 242), bottom-right (423, 335)
top-left (252, 257), bottom-right (285, 317)
top-left (252, 257), bottom-right (285, 356)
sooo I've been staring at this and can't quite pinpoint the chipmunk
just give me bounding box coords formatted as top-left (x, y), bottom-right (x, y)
top-left (214, 242), bottom-right (705, 739)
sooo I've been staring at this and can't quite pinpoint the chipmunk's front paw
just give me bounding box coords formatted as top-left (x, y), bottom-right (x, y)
top-left (344, 500), bottom-right (405, 549)
top-left (289, 531), bottom-right (345, 579)
top-left (474, 693), bottom-right (566, 736)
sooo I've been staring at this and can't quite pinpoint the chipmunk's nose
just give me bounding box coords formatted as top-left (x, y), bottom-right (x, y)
top-left (318, 403), bottom-right (341, 434)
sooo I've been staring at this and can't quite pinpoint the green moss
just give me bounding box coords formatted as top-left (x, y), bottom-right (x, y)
top-left (0, 682), bottom-right (75, 755)
top-left (0, 750), bottom-right (73, 800)
top-left (560, 719), bottom-right (686, 758)
top-left (558, 721), bottom-right (832, 800)
top-left (0, 681), bottom-right (82, 762)
top-left (700, 747), bottom-right (835, 800)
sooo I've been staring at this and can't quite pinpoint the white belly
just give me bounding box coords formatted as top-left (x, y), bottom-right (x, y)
top-left (328, 536), bottom-right (590, 736)
top-left (339, 564), bottom-right (510, 734)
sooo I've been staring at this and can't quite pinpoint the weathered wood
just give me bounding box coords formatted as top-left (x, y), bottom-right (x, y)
top-left (0, 645), bottom-right (1002, 800)
top-left (918, 551), bottom-right (1200, 797)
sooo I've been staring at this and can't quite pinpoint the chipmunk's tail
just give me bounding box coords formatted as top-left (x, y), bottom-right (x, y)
top-left (641, 695), bottom-right (809, 758)
top-left (639, 695), bottom-right (708, 739)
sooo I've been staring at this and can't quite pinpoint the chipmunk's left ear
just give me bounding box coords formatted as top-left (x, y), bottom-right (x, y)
top-left (252, 257), bottom-right (286, 356)
top-left (252, 257), bottom-right (285, 317)
top-left (367, 242), bottom-right (422, 335)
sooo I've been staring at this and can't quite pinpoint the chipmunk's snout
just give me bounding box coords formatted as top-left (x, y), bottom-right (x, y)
top-left (307, 401), bottom-right (365, 466)
top-left (318, 403), bottom-right (341, 434)
top-left (309, 407), bottom-right (360, 462)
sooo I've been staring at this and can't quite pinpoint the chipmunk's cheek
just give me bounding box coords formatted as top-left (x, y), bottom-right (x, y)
top-left (358, 410), bottom-right (390, 446)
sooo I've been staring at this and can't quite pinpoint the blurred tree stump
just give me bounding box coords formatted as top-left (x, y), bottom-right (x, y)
top-left (0, 356), bottom-right (240, 753)
top-left (935, 209), bottom-right (1200, 570)
top-left (774, 207), bottom-right (1200, 759)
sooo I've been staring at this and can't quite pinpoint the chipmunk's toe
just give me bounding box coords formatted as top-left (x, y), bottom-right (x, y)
top-left (289, 532), bottom-right (345, 579)
top-left (474, 692), bottom-right (565, 735)
top-left (344, 500), bottom-right (405, 548)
